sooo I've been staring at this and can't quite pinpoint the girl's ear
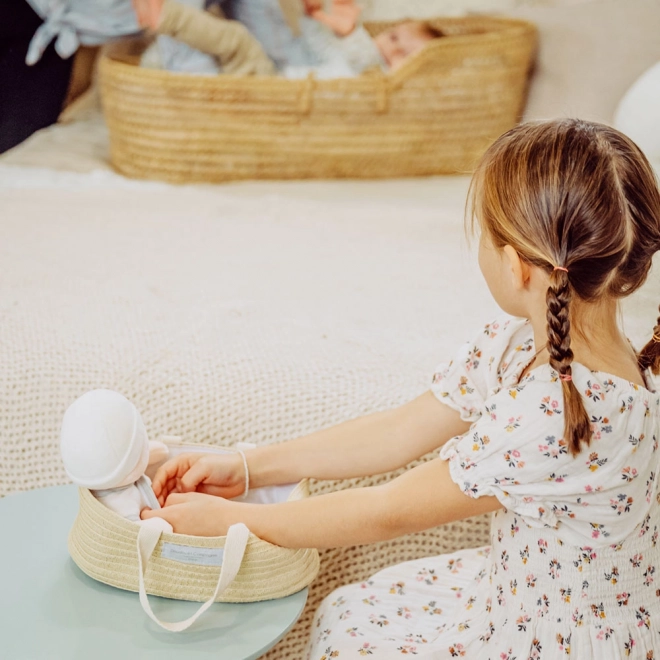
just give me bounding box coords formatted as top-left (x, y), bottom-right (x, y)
top-left (502, 245), bottom-right (531, 291)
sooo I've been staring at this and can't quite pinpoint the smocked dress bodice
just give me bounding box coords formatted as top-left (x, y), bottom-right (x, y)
top-left (433, 316), bottom-right (660, 657)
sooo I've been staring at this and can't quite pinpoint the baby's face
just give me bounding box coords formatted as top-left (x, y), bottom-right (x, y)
top-left (374, 22), bottom-right (433, 71)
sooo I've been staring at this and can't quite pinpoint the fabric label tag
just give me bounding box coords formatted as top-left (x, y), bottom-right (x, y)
top-left (161, 543), bottom-right (224, 566)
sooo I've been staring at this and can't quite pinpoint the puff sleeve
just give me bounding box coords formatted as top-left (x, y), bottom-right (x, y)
top-left (431, 317), bottom-right (532, 423)
top-left (439, 374), bottom-right (567, 528)
top-left (438, 365), bottom-right (660, 543)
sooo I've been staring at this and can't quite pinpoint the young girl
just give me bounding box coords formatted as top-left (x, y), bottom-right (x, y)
top-left (142, 119), bottom-right (660, 658)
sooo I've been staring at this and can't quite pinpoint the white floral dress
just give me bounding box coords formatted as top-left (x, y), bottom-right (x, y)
top-left (307, 316), bottom-right (660, 659)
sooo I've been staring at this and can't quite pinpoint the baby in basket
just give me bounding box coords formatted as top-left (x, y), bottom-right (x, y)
top-left (133, 0), bottom-right (444, 79)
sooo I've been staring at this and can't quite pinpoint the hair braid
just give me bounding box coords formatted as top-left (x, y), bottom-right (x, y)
top-left (546, 269), bottom-right (592, 455)
top-left (638, 304), bottom-right (660, 375)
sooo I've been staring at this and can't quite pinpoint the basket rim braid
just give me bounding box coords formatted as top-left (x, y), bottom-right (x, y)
top-left (100, 15), bottom-right (538, 183)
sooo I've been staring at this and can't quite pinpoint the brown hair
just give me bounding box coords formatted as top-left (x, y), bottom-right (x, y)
top-left (469, 119), bottom-right (660, 455)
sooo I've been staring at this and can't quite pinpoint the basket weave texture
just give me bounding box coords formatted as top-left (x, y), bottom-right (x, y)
top-left (69, 482), bottom-right (320, 603)
top-left (99, 16), bottom-right (537, 183)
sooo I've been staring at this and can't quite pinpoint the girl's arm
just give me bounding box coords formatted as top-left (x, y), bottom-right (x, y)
top-left (150, 392), bottom-right (471, 504)
top-left (248, 391), bottom-right (470, 485)
top-left (142, 456), bottom-right (501, 544)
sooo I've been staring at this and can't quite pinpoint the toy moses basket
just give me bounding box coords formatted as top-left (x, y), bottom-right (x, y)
top-left (99, 16), bottom-right (537, 183)
top-left (68, 440), bottom-right (320, 632)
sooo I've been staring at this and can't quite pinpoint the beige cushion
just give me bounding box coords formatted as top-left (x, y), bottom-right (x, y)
top-left (511, 0), bottom-right (660, 124)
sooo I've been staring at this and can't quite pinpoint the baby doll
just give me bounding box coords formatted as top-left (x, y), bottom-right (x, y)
top-left (134, 0), bottom-right (443, 79)
top-left (60, 389), bottom-right (173, 533)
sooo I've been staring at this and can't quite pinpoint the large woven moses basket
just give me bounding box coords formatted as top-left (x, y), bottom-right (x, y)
top-left (99, 16), bottom-right (537, 183)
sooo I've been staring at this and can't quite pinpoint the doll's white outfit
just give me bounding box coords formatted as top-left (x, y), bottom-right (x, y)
top-left (308, 316), bottom-right (660, 659)
top-left (93, 476), bottom-right (161, 523)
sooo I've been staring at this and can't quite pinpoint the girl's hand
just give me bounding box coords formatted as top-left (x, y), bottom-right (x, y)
top-left (132, 0), bottom-right (165, 30)
top-left (141, 492), bottom-right (234, 536)
top-left (151, 452), bottom-right (247, 506)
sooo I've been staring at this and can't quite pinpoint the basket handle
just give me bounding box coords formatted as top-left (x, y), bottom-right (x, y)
top-left (297, 73), bottom-right (391, 115)
top-left (298, 74), bottom-right (315, 115)
top-left (136, 521), bottom-right (250, 632)
top-left (376, 73), bottom-right (390, 114)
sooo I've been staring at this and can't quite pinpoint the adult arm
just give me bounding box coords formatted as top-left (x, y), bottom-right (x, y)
top-left (134, 0), bottom-right (275, 74)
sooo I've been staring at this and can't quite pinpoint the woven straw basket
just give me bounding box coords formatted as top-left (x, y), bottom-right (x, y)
top-left (99, 16), bottom-right (537, 183)
top-left (68, 442), bottom-right (320, 631)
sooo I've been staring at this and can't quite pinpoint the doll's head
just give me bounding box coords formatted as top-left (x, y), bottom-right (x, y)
top-left (468, 118), bottom-right (660, 454)
top-left (61, 389), bottom-right (150, 490)
top-left (374, 21), bottom-right (443, 71)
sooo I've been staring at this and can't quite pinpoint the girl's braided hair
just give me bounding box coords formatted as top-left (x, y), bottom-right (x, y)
top-left (469, 119), bottom-right (660, 455)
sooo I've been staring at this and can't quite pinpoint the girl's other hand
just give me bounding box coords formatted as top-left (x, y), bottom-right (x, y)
top-left (132, 0), bottom-right (165, 30)
top-left (151, 452), bottom-right (246, 506)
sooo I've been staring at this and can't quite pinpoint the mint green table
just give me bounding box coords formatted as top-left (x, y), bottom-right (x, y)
top-left (0, 486), bottom-right (308, 660)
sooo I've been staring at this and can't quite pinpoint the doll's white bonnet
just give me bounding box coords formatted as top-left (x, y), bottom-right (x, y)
top-left (60, 389), bottom-right (148, 490)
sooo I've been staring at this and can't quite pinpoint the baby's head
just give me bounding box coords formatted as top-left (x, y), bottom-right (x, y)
top-left (469, 118), bottom-right (660, 452)
top-left (374, 21), bottom-right (443, 71)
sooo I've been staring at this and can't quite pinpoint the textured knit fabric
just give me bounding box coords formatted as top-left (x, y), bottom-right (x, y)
top-left (308, 316), bottom-right (660, 658)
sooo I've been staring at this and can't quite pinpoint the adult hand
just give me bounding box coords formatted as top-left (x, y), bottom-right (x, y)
top-left (132, 0), bottom-right (164, 30)
top-left (302, 0), bottom-right (323, 16)
top-left (141, 492), bottom-right (235, 536)
top-left (151, 452), bottom-right (247, 506)
top-left (309, 0), bottom-right (361, 37)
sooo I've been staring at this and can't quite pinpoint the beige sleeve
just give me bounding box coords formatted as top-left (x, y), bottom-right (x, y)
top-left (157, 0), bottom-right (276, 76)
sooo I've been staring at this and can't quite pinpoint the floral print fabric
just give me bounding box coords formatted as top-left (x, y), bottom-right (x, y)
top-left (307, 316), bottom-right (660, 658)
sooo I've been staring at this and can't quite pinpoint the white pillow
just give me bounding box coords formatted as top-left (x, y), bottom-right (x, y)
top-left (614, 61), bottom-right (660, 166)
